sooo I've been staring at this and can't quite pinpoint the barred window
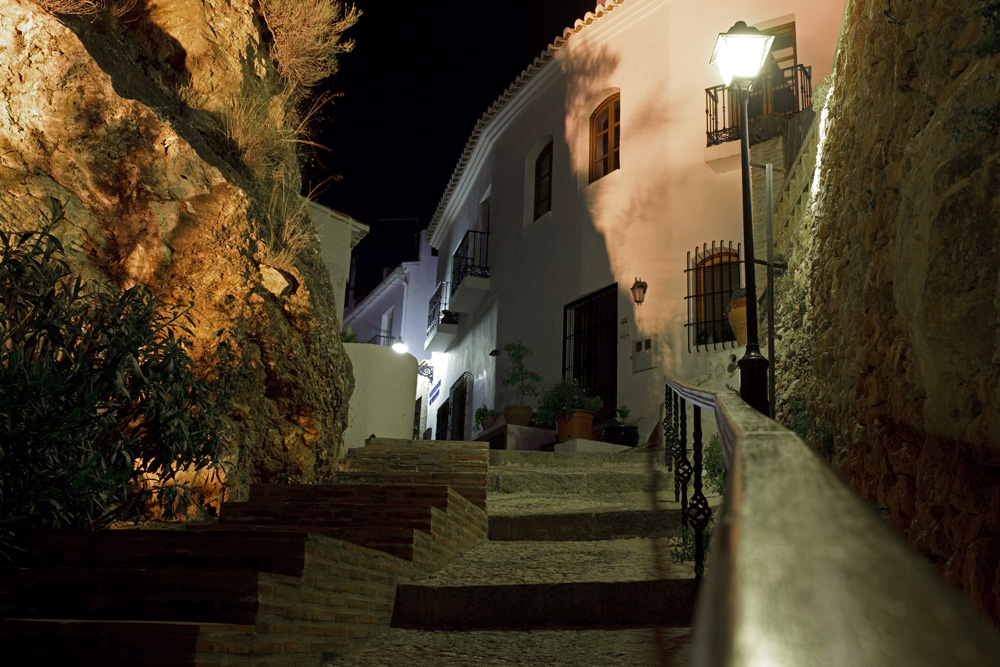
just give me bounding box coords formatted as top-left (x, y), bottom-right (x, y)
top-left (685, 241), bottom-right (742, 351)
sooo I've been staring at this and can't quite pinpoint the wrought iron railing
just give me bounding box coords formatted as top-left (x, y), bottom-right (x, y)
top-left (664, 378), bottom-right (715, 580)
top-left (662, 374), bottom-right (1000, 665)
top-left (426, 281), bottom-right (459, 336)
top-left (451, 230), bottom-right (490, 297)
top-left (705, 63), bottom-right (812, 147)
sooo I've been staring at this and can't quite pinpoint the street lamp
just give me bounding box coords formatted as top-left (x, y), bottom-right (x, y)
top-left (710, 21), bottom-right (773, 415)
top-left (391, 338), bottom-right (408, 354)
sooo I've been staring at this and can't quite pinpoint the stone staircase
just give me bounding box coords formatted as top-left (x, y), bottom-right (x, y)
top-left (0, 439), bottom-right (489, 665)
top-left (327, 446), bottom-right (703, 666)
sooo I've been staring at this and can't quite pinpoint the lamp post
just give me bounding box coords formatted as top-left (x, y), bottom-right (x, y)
top-left (710, 21), bottom-right (773, 415)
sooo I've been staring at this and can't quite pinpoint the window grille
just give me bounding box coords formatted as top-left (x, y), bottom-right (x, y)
top-left (685, 241), bottom-right (743, 352)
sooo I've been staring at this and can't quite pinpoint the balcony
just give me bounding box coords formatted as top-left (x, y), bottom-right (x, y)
top-left (425, 281), bottom-right (459, 352)
top-left (450, 230), bottom-right (490, 313)
top-left (705, 63), bottom-right (812, 148)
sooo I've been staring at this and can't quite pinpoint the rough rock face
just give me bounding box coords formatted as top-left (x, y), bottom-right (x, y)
top-left (0, 1), bottom-right (353, 502)
top-left (772, 0), bottom-right (1000, 623)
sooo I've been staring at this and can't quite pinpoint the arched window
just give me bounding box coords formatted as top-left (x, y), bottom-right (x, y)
top-left (590, 94), bottom-right (620, 183)
top-left (533, 140), bottom-right (553, 220)
top-left (685, 242), bottom-right (742, 350)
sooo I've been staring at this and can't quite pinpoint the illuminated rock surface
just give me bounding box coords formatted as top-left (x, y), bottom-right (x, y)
top-left (0, 1), bottom-right (353, 503)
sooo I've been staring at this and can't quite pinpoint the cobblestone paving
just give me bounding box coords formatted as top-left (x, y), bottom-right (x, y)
top-left (411, 538), bottom-right (692, 585)
top-left (324, 626), bottom-right (692, 666)
top-left (487, 490), bottom-right (686, 517)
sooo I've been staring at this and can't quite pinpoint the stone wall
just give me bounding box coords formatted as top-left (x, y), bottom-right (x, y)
top-left (766, 0), bottom-right (1000, 624)
top-left (0, 1), bottom-right (354, 503)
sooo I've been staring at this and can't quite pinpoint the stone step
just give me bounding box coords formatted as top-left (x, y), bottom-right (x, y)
top-left (487, 491), bottom-right (689, 540)
top-left (0, 566), bottom-right (261, 624)
top-left (0, 618), bottom-right (252, 666)
top-left (324, 626), bottom-right (692, 666)
top-left (489, 449), bottom-right (665, 468)
top-left (8, 529), bottom-right (312, 573)
top-left (487, 466), bottom-right (671, 495)
top-left (391, 539), bottom-right (695, 629)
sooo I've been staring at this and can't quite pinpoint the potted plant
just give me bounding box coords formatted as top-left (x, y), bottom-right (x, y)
top-left (500, 341), bottom-right (542, 426)
top-left (536, 378), bottom-right (603, 442)
top-left (728, 286), bottom-right (748, 346)
top-left (602, 406), bottom-right (643, 447)
top-left (474, 404), bottom-right (499, 432)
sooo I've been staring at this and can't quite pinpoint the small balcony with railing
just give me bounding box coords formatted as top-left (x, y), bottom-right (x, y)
top-left (705, 63), bottom-right (812, 152)
top-left (425, 281), bottom-right (459, 352)
top-left (450, 230), bottom-right (490, 313)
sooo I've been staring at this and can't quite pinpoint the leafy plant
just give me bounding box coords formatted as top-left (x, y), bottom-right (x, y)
top-left (474, 405), bottom-right (499, 431)
top-left (610, 405), bottom-right (642, 427)
top-left (0, 201), bottom-right (228, 559)
top-left (729, 286), bottom-right (747, 300)
top-left (669, 519), bottom-right (714, 564)
top-left (341, 326), bottom-right (358, 343)
top-left (535, 378), bottom-right (603, 424)
top-left (704, 434), bottom-right (726, 496)
top-left (500, 341), bottom-right (542, 405)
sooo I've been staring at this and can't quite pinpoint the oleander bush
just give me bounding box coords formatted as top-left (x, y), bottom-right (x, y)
top-left (0, 201), bottom-right (228, 558)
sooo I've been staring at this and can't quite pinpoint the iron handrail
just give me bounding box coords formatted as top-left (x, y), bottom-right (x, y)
top-left (705, 63), bottom-right (813, 147)
top-left (662, 375), bottom-right (1000, 666)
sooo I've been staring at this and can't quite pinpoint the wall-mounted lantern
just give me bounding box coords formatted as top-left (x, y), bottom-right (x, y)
top-left (630, 277), bottom-right (648, 306)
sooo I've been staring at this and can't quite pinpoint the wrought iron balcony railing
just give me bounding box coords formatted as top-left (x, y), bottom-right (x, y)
top-left (451, 230), bottom-right (490, 297)
top-left (705, 63), bottom-right (812, 147)
top-left (426, 281), bottom-right (459, 336)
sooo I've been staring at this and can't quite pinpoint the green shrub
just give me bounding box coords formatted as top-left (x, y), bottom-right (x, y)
top-left (704, 434), bottom-right (726, 495)
top-left (0, 201), bottom-right (228, 558)
top-left (535, 378), bottom-right (603, 424)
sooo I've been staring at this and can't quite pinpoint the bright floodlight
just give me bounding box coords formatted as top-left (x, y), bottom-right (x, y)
top-left (391, 338), bottom-right (408, 354)
top-left (709, 21), bottom-right (774, 87)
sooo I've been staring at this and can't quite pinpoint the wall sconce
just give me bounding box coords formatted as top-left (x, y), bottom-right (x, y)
top-left (630, 277), bottom-right (648, 306)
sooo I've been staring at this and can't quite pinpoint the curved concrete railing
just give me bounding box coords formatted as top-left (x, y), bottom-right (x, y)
top-left (662, 376), bottom-right (1000, 666)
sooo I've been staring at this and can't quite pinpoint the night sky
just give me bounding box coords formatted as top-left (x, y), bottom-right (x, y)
top-left (306, 0), bottom-right (605, 296)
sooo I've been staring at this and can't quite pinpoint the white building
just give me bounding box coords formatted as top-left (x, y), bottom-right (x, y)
top-left (343, 235), bottom-right (439, 438)
top-left (422, 0), bottom-right (845, 443)
top-left (307, 200), bottom-right (368, 325)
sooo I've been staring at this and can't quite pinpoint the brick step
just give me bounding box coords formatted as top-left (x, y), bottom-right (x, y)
top-left (8, 529), bottom-right (313, 573)
top-left (247, 483), bottom-right (456, 506)
top-left (0, 566), bottom-right (260, 624)
top-left (0, 618), bottom-right (252, 666)
top-left (331, 474), bottom-right (487, 510)
top-left (186, 523), bottom-right (421, 562)
top-left (391, 579), bottom-right (696, 629)
top-left (219, 501), bottom-right (437, 527)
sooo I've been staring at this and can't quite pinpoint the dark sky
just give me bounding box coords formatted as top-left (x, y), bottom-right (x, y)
top-left (306, 0), bottom-right (604, 294)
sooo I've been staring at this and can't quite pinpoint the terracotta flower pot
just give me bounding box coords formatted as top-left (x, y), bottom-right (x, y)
top-left (480, 413), bottom-right (498, 430)
top-left (728, 297), bottom-right (748, 346)
top-left (555, 409), bottom-right (596, 443)
top-left (504, 404), bottom-right (533, 426)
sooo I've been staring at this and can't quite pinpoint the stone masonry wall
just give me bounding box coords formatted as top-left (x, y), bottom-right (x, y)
top-left (766, 0), bottom-right (1000, 624)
